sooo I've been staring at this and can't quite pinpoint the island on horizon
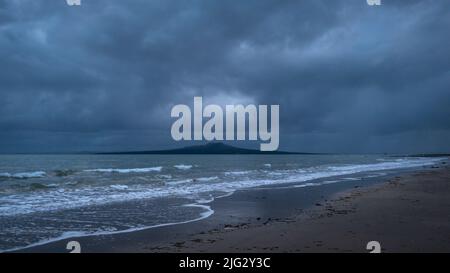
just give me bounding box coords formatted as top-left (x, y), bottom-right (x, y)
top-left (97, 142), bottom-right (308, 155)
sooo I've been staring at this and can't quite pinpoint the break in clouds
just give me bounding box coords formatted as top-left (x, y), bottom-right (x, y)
top-left (0, 0), bottom-right (449, 153)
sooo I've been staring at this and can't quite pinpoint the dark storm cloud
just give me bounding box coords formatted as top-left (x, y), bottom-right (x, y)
top-left (0, 0), bottom-right (449, 153)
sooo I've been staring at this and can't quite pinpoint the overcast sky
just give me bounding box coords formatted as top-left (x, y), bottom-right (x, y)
top-left (0, 0), bottom-right (449, 153)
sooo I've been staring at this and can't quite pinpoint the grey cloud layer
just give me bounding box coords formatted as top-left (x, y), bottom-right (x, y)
top-left (0, 0), bottom-right (449, 153)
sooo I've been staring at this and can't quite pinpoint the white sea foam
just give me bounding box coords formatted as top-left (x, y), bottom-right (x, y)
top-left (327, 159), bottom-right (436, 173)
top-left (0, 157), bottom-right (444, 217)
top-left (2, 202), bottom-right (214, 253)
top-left (174, 164), bottom-right (192, 170)
top-left (1, 156), bottom-right (445, 253)
top-left (0, 171), bottom-right (46, 179)
top-left (196, 176), bottom-right (219, 182)
top-left (320, 180), bottom-right (341, 185)
top-left (157, 174), bottom-right (172, 179)
top-left (195, 197), bottom-right (215, 204)
top-left (166, 179), bottom-right (193, 186)
top-left (343, 177), bottom-right (360, 181)
top-left (266, 171), bottom-right (284, 176)
top-left (109, 185), bottom-right (129, 190)
top-left (84, 167), bottom-right (162, 173)
top-left (224, 170), bottom-right (253, 176)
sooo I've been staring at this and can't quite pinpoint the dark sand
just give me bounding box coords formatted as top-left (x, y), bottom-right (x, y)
top-left (21, 163), bottom-right (450, 253)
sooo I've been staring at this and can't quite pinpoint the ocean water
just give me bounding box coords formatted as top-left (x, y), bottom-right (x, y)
top-left (0, 154), bottom-right (444, 251)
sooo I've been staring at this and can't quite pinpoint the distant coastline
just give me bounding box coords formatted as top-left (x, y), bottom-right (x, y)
top-left (2, 143), bottom-right (449, 156)
top-left (96, 143), bottom-right (450, 156)
top-left (96, 143), bottom-right (310, 155)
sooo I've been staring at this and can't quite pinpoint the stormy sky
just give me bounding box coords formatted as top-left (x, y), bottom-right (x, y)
top-left (0, 0), bottom-right (449, 153)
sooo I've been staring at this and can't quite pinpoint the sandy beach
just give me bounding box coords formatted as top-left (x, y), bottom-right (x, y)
top-left (175, 165), bottom-right (450, 253)
top-left (20, 161), bottom-right (450, 253)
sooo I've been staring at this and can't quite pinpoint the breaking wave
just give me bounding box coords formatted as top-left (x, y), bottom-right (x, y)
top-left (84, 167), bottom-right (162, 173)
top-left (0, 171), bottom-right (46, 179)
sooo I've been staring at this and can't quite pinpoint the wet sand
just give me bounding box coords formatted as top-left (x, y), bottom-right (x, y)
top-left (174, 165), bottom-right (450, 253)
top-left (21, 163), bottom-right (450, 253)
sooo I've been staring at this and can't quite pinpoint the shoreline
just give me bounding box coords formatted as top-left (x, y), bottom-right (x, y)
top-left (15, 160), bottom-right (450, 253)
